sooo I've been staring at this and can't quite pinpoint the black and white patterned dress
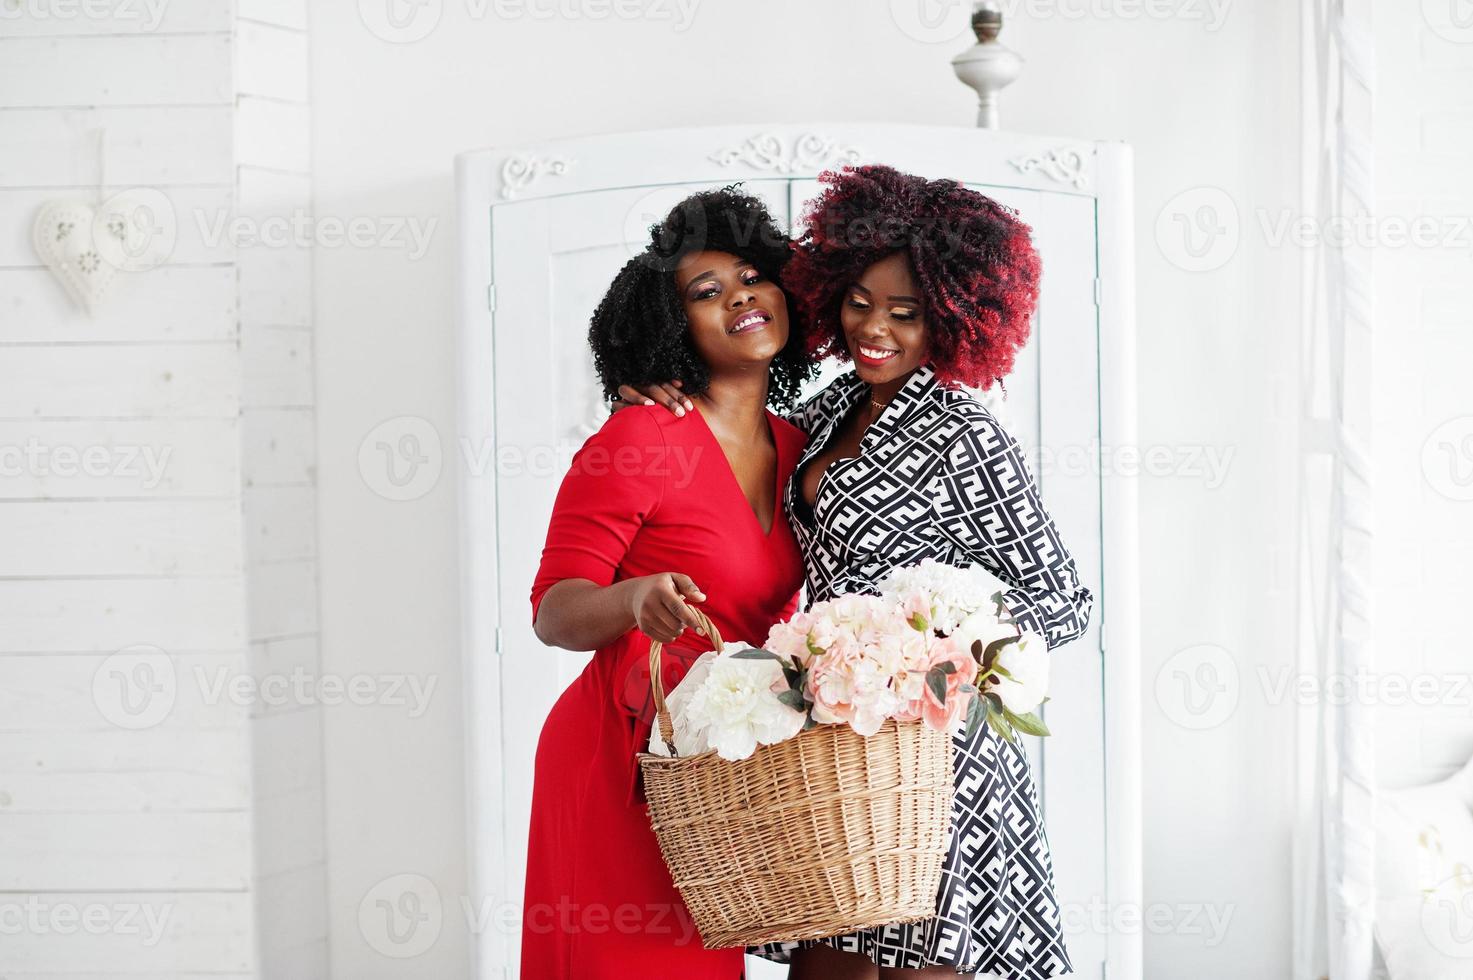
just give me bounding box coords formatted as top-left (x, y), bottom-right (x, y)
top-left (751, 365), bottom-right (1094, 979)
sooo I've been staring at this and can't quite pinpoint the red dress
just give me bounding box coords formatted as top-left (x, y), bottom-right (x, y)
top-left (523, 404), bottom-right (807, 980)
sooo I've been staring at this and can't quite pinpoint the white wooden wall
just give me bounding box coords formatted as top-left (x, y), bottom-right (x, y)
top-left (0, 2), bottom-right (325, 976)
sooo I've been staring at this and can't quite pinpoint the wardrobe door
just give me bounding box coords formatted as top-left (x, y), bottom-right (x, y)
top-left (485, 179), bottom-right (792, 971)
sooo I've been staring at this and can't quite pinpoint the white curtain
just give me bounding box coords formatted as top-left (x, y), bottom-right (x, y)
top-left (1294, 0), bottom-right (1376, 977)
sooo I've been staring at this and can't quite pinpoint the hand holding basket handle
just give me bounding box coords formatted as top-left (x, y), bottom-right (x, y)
top-left (647, 603), bottom-right (723, 756)
top-left (627, 572), bottom-right (707, 644)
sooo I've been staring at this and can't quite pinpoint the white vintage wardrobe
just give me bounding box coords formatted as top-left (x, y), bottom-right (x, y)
top-left (455, 124), bottom-right (1140, 980)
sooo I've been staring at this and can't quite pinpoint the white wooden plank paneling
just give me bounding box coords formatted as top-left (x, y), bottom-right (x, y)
top-left (254, 785), bottom-right (325, 876)
top-left (0, 266), bottom-right (237, 344)
top-left (0, 651), bottom-right (251, 732)
top-left (0, 345), bottom-right (240, 419)
top-left (250, 706), bottom-right (323, 800)
top-left (241, 408), bottom-right (315, 486)
top-left (243, 485), bottom-right (318, 562)
top-left (0, 36), bottom-right (232, 107)
top-left (256, 865), bottom-right (329, 970)
top-left (245, 559), bottom-right (319, 639)
top-left (0, 419), bottom-right (240, 499)
top-left (248, 634), bottom-right (319, 718)
top-left (235, 20), bottom-right (308, 103)
top-left (0, 892), bottom-right (252, 974)
top-left (0, 729), bottom-right (250, 813)
top-left (239, 241), bottom-right (312, 325)
top-left (1, 811), bottom-right (250, 889)
top-left (0, 106), bottom-right (234, 186)
top-left (0, 187), bottom-right (235, 267)
top-left (0, 500), bottom-right (243, 576)
top-left (0, 579), bottom-right (245, 652)
top-left (236, 97), bottom-right (310, 173)
top-left (238, 0), bottom-right (309, 30)
top-left (242, 325), bottom-right (314, 408)
top-left (0, 0), bottom-right (232, 36)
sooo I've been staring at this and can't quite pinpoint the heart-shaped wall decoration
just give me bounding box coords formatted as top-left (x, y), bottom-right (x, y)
top-left (32, 200), bottom-right (120, 315)
top-left (32, 190), bottom-right (175, 315)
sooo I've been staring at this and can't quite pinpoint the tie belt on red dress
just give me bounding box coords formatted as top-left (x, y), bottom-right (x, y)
top-left (614, 632), bottom-right (712, 807)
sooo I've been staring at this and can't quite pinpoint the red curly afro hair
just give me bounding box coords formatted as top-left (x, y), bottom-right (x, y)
top-left (784, 164), bottom-right (1042, 389)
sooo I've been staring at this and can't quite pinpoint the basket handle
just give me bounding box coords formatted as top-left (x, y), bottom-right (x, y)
top-left (648, 606), bottom-right (724, 756)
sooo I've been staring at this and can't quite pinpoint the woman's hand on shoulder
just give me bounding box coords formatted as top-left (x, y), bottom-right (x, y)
top-left (627, 572), bottom-right (706, 643)
top-left (614, 380), bottom-right (694, 417)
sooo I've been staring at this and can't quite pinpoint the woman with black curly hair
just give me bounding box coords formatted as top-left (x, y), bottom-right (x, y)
top-left (523, 186), bottom-right (815, 979)
top-left (620, 165), bottom-right (1094, 980)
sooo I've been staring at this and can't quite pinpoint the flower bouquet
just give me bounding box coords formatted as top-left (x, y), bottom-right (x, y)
top-left (635, 561), bottom-right (1054, 950)
top-left (648, 558), bottom-right (1051, 760)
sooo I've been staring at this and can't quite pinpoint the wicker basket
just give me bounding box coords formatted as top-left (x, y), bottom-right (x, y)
top-left (636, 607), bottom-right (955, 949)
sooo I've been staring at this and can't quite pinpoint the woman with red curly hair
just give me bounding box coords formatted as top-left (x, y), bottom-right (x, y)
top-left (621, 165), bottom-right (1093, 980)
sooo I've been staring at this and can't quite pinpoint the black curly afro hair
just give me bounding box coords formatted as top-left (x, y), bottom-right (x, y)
top-left (588, 185), bottom-right (816, 413)
top-left (786, 164), bottom-right (1042, 390)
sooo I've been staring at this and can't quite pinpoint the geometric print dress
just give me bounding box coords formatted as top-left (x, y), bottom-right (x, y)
top-left (750, 365), bottom-right (1094, 978)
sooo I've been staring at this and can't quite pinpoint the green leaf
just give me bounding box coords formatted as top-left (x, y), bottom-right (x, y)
top-left (964, 693), bottom-right (985, 741)
top-left (980, 634), bottom-right (1019, 670)
top-left (777, 689), bottom-right (809, 712)
top-left (925, 666), bottom-right (948, 704)
top-left (989, 663), bottom-right (1014, 680)
top-left (806, 635), bottom-right (823, 659)
top-left (1003, 708), bottom-right (1051, 738)
top-left (936, 661), bottom-right (957, 675)
top-left (983, 698), bottom-right (1016, 743)
top-left (731, 648), bottom-right (781, 662)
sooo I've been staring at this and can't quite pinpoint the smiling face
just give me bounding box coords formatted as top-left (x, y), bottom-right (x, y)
top-left (839, 251), bottom-right (929, 386)
top-left (674, 249), bottom-right (790, 374)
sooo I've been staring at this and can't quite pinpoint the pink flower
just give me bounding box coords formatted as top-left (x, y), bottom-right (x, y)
top-left (920, 637), bottom-right (979, 732)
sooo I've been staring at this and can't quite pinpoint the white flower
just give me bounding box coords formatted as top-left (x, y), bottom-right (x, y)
top-left (990, 631), bottom-right (1050, 714)
top-left (951, 607), bottom-right (1021, 663)
top-left (682, 647), bottom-right (805, 761)
top-left (878, 559), bottom-right (1012, 634)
